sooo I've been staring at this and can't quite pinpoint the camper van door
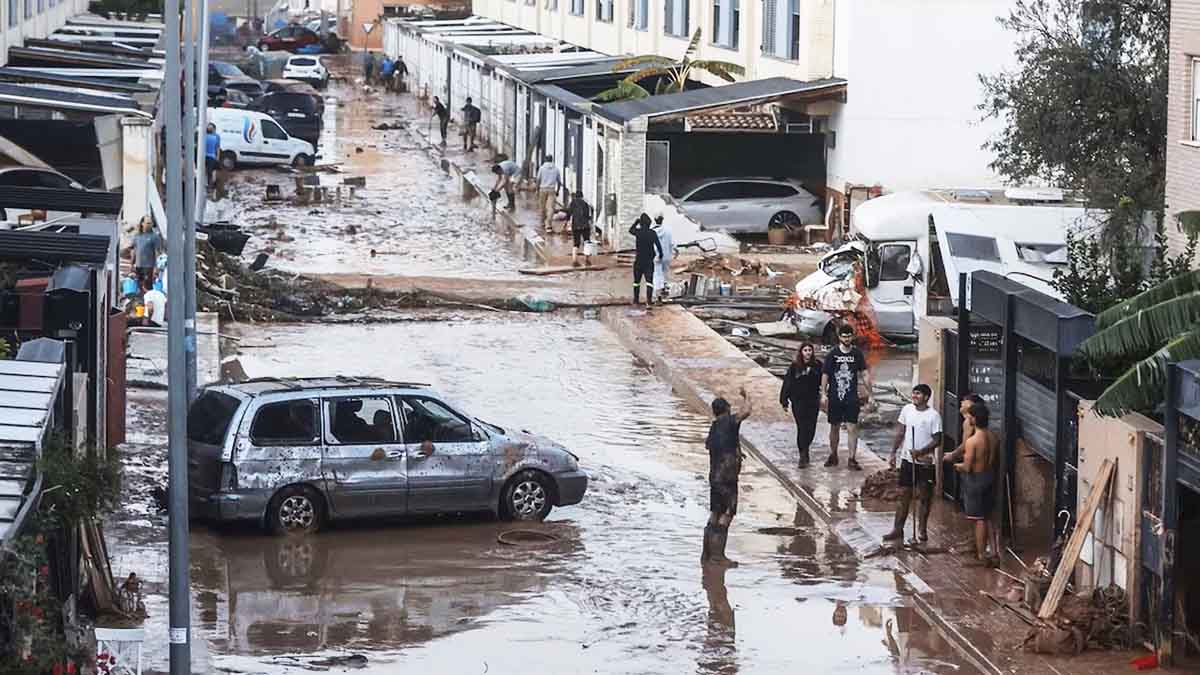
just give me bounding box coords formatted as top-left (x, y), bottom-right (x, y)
top-left (866, 241), bottom-right (915, 337)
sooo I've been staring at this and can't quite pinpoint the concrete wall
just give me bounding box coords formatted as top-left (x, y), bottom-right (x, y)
top-left (0, 0), bottom-right (90, 67)
top-left (823, 0), bottom-right (1014, 196)
top-left (120, 117), bottom-right (151, 230)
top-left (1166, 0), bottom-right (1200, 259)
top-left (1074, 402), bottom-right (1161, 622)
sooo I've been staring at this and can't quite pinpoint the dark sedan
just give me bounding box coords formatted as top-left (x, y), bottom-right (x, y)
top-left (248, 91), bottom-right (322, 147)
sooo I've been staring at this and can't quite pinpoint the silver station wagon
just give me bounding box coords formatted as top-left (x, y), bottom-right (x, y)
top-left (187, 377), bottom-right (588, 535)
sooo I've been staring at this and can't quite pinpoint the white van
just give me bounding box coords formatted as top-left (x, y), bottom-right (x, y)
top-left (208, 108), bottom-right (316, 170)
top-left (791, 189), bottom-right (1101, 341)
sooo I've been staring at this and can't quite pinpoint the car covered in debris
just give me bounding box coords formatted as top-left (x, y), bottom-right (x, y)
top-left (188, 377), bottom-right (589, 535)
top-left (676, 177), bottom-right (823, 234)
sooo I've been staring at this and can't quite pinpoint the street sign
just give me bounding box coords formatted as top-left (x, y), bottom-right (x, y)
top-left (362, 22), bottom-right (375, 34)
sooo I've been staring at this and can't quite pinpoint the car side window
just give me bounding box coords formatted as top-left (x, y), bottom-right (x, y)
top-left (750, 183), bottom-right (799, 199)
top-left (326, 396), bottom-right (396, 444)
top-left (261, 120), bottom-right (288, 140)
top-left (0, 170), bottom-right (38, 187)
top-left (250, 400), bottom-right (318, 446)
top-left (878, 244), bottom-right (912, 282)
top-left (395, 396), bottom-right (476, 443)
top-left (687, 183), bottom-right (738, 202)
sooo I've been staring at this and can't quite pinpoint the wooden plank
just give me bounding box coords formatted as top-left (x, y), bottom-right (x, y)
top-left (518, 265), bottom-right (609, 276)
top-left (1037, 457), bottom-right (1115, 620)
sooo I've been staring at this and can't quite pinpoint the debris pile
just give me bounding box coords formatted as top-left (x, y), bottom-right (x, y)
top-left (684, 255), bottom-right (779, 278)
top-left (860, 467), bottom-right (904, 501)
top-left (1024, 585), bottom-right (1133, 654)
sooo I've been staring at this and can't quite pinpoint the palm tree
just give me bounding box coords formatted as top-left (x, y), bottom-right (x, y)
top-left (594, 29), bottom-right (745, 102)
top-left (1079, 211), bottom-right (1200, 416)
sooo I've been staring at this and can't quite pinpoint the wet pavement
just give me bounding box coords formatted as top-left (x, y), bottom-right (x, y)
top-left (208, 61), bottom-right (525, 279)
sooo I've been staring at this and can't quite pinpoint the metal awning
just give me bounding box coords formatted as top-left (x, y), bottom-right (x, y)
top-left (24, 38), bottom-right (161, 61)
top-left (686, 111), bottom-right (777, 132)
top-left (0, 185), bottom-right (123, 214)
top-left (0, 66), bottom-right (152, 94)
top-left (594, 76), bottom-right (847, 124)
top-left (0, 230), bottom-right (111, 263)
top-left (514, 57), bottom-right (639, 84)
top-left (7, 46), bottom-right (153, 70)
top-left (970, 270), bottom-right (1094, 354)
top-left (0, 81), bottom-right (143, 115)
top-left (0, 356), bottom-right (64, 547)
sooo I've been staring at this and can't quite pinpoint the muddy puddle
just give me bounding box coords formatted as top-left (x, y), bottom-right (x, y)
top-left (114, 315), bottom-right (974, 675)
top-left (208, 57), bottom-right (524, 279)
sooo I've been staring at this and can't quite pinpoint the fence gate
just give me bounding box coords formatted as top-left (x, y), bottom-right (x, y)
top-left (645, 140), bottom-right (669, 194)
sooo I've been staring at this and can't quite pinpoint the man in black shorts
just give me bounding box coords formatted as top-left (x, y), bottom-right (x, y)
top-left (820, 324), bottom-right (872, 470)
top-left (884, 384), bottom-right (942, 544)
top-left (704, 388), bottom-right (753, 567)
top-left (629, 213), bottom-right (663, 306)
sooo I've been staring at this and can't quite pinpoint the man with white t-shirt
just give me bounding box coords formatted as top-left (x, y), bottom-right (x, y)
top-left (883, 384), bottom-right (942, 544)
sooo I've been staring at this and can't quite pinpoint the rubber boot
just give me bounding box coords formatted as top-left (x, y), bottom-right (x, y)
top-left (633, 284), bottom-right (642, 305)
top-left (798, 447), bottom-right (810, 468)
top-left (701, 524), bottom-right (715, 563)
top-left (882, 492), bottom-right (912, 543)
top-left (708, 525), bottom-right (739, 568)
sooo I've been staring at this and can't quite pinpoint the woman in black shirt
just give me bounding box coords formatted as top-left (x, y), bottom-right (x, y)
top-left (780, 343), bottom-right (822, 468)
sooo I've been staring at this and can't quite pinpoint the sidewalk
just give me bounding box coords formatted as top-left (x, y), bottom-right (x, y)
top-left (602, 305), bottom-right (1143, 675)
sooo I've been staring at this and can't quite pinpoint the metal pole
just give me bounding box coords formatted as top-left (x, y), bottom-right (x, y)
top-left (183, 0), bottom-right (198, 400)
top-left (163, 0), bottom-right (193, 669)
top-left (194, 0), bottom-right (211, 226)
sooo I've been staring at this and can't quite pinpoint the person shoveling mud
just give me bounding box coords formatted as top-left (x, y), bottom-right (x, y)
top-left (703, 387), bottom-right (753, 567)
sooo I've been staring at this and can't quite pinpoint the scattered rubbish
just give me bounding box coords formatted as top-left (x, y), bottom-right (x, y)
top-left (755, 526), bottom-right (803, 536)
top-left (371, 121), bottom-right (408, 130)
top-left (861, 468), bottom-right (905, 501)
top-left (515, 295), bottom-right (555, 312)
top-left (264, 184), bottom-right (282, 202)
top-left (754, 319), bottom-right (798, 336)
top-left (582, 308), bottom-right (598, 319)
top-left (730, 327), bottom-right (750, 337)
top-left (309, 654), bottom-right (369, 668)
top-left (249, 252), bottom-right (270, 272)
top-left (497, 529), bottom-right (561, 546)
top-left (355, 147), bottom-right (364, 153)
top-left (343, 176), bottom-right (367, 188)
top-left (198, 222), bottom-right (251, 256)
top-left (220, 357), bottom-right (248, 383)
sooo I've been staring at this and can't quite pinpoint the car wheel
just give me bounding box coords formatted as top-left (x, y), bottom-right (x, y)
top-left (219, 151), bottom-right (237, 171)
top-left (501, 470), bottom-right (553, 522)
top-left (292, 153), bottom-right (313, 168)
top-left (769, 210), bottom-right (802, 231)
top-left (267, 485), bottom-right (324, 535)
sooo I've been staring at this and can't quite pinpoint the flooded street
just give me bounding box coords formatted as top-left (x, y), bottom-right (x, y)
top-left (105, 57), bottom-right (976, 674)
top-left (210, 65), bottom-right (524, 279)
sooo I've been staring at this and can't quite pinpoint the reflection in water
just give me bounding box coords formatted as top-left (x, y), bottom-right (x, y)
top-left (699, 567), bottom-right (737, 675)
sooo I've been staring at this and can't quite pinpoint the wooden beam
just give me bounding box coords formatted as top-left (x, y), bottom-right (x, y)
top-left (1037, 457), bottom-right (1115, 620)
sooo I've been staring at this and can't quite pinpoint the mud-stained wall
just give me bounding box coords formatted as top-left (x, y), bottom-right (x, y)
top-left (1012, 440), bottom-right (1054, 544)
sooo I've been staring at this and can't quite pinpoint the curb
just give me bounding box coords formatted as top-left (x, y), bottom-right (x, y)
top-left (600, 306), bottom-right (1002, 675)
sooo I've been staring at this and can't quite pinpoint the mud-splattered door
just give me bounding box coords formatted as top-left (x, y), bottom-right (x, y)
top-left (397, 396), bottom-right (493, 512)
top-left (321, 395), bottom-right (408, 517)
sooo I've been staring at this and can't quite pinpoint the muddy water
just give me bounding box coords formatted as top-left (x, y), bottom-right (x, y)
top-left (165, 315), bottom-right (974, 674)
top-left (212, 58), bottom-right (524, 279)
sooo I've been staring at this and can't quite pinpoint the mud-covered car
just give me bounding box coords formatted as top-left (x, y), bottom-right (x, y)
top-left (187, 377), bottom-right (588, 535)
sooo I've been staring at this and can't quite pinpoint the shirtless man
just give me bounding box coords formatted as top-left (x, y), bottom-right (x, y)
top-left (948, 401), bottom-right (999, 564)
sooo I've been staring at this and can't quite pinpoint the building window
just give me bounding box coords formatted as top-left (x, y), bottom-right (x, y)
top-left (1193, 59), bottom-right (1200, 141)
top-left (629, 0), bottom-right (648, 29)
top-left (712, 0), bottom-right (738, 48)
top-left (761, 0), bottom-right (798, 60)
top-left (570, 0), bottom-right (584, 15)
top-left (24, 0), bottom-right (31, 20)
top-left (664, 0), bottom-right (689, 37)
top-left (597, 0), bottom-right (613, 22)
top-left (7, 0), bottom-right (16, 26)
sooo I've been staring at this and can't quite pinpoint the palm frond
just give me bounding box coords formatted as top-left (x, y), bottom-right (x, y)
top-left (592, 80), bottom-right (651, 102)
top-left (1096, 269), bottom-right (1200, 330)
top-left (688, 59), bottom-right (746, 82)
top-left (614, 55), bottom-right (672, 70)
top-left (1079, 291), bottom-right (1200, 360)
top-left (1179, 210), bottom-right (1200, 238)
top-left (1092, 329), bottom-right (1200, 417)
top-left (684, 28), bottom-right (703, 59)
top-left (624, 66), bottom-right (674, 85)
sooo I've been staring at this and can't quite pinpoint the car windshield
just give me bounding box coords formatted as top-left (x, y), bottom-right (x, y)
top-left (263, 93), bottom-right (318, 113)
top-left (212, 62), bottom-right (244, 77)
top-left (290, 57), bottom-right (317, 66)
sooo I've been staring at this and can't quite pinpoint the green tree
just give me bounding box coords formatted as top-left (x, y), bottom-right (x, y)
top-left (1079, 213), bottom-right (1200, 416)
top-left (594, 29), bottom-right (745, 102)
top-left (980, 0), bottom-right (1172, 310)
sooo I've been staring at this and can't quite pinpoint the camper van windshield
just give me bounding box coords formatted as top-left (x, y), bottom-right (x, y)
top-left (820, 249), bottom-right (860, 279)
top-left (945, 232), bottom-right (1000, 262)
top-left (1016, 243), bottom-right (1068, 264)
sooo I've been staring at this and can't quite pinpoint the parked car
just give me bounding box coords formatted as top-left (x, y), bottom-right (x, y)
top-left (281, 55), bottom-right (328, 89)
top-left (248, 91), bottom-right (323, 147)
top-left (262, 79), bottom-right (325, 115)
top-left (676, 177), bottom-right (823, 234)
top-left (305, 16), bottom-right (339, 39)
top-left (217, 87), bottom-right (254, 109)
top-left (223, 78), bottom-right (266, 100)
top-left (0, 166), bottom-right (87, 223)
top-left (207, 108), bottom-right (316, 169)
top-left (187, 377), bottom-right (588, 535)
top-left (257, 24), bottom-right (321, 52)
top-left (208, 61), bottom-right (258, 100)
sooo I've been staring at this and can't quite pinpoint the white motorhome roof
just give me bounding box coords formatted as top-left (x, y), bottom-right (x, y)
top-left (931, 202), bottom-right (1100, 244)
top-left (851, 191), bottom-right (942, 242)
top-left (852, 190), bottom-right (1098, 243)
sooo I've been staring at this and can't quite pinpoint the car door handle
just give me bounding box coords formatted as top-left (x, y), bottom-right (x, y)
top-left (385, 450), bottom-right (403, 460)
top-left (717, 205), bottom-right (729, 210)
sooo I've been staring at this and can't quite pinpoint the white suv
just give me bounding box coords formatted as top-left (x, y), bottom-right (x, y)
top-left (677, 177), bottom-right (823, 234)
top-left (281, 55), bottom-right (329, 89)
